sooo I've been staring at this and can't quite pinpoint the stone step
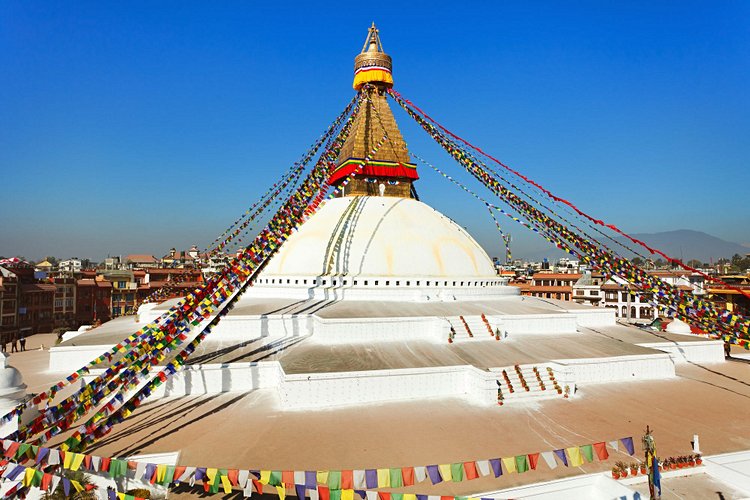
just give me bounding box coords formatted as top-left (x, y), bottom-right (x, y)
top-left (446, 315), bottom-right (498, 342)
top-left (495, 364), bottom-right (566, 404)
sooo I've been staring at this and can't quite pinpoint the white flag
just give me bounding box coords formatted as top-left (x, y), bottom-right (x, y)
top-left (475, 460), bottom-right (491, 476)
top-left (540, 451), bottom-right (558, 470)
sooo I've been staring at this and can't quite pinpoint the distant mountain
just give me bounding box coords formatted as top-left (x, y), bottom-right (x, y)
top-left (517, 229), bottom-right (748, 264)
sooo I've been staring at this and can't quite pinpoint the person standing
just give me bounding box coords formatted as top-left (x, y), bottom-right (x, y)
top-left (11, 336), bottom-right (18, 353)
top-left (19, 334), bottom-right (26, 352)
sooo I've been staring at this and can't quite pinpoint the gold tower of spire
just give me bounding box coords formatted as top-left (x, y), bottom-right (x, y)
top-left (330, 23), bottom-right (418, 198)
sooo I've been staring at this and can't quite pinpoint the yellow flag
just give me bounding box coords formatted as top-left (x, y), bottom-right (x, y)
top-left (261, 470), bottom-right (272, 485)
top-left (502, 457), bottom-right (517, 474)
top-left (221, 475), bottom-right (233, 494)
top-left (207, 468), bottom-right (219, 485)
top-left (276, 485), bottom-right (286, 500)
top-left (437, 464), bottom-right (452, 481)
top-left (23, 468), bottom-right (34, 487)
top-left (567, 447), bottom-right (584, 467)
top-left (71, 480), bottom-right (84, 492)
top-left (316, 470), bottom-right (329, 485)
top-left (156, 464), bottom-right (167, 483)
top-left (63, 452), bottom-right (74, 469)
top-left (342, 490), bottom-right (354, 500)
top-left (377, 468), bottom-right (391, 487)
top-left (71, 453), bottom-right (85, 471)
top-left (404, 494), bottom-right (417, 500)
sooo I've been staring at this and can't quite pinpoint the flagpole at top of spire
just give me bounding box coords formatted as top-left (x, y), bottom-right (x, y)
top-left (353, 22), bottom-right (394, 90)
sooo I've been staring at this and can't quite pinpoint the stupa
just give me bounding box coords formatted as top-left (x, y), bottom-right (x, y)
top-left (40, 23), bottom-right (740, 499)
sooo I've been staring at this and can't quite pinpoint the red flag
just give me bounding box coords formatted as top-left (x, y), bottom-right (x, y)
top-left (341, 470), bottom-right (354, 489)
top-left (401, 467), bottom-right (414, 486)
top-left (463, 461), bottom-right (479, 480)
top-left (593, 442), bottom-right (609, 460)
top-left (528, 453), bottom-right (540, 470)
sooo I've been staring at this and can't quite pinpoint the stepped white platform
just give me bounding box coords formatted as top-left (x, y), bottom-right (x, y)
top-left (51, 292), bottom-right (723, 410)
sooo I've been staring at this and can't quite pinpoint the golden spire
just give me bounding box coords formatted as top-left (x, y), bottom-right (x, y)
top-left (330, 23), bottom-right (418, 199)
top-left (353, 22), bottom-right (394, 90)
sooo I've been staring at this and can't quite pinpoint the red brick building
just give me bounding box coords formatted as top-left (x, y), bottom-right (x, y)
top-left (510, 272), bottom-right (582, 301)
top-left (75, 278), bottom-right (112, 325)
top-left (18, 282), bottom-right (55, 335)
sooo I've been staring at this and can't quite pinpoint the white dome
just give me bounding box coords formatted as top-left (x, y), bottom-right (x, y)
top-left (260, 196), bottom-right (497, 279)
top-left (0, 355), bottom-right (26, 401)
top-left (666, 318), bottom-right (692, 334)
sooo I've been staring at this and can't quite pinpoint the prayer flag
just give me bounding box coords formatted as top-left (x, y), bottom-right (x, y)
top-left (401, 467), bottom-right (414, 486)
top-left (527, 453), bottom-right (540, 470)
top-left (567, 447), bottom-right (584, 467)
top-left (389, 468), bottom-right (403, 487)
top-left (377, 468), bottom-right (391, 488)
top-left (426, 465), bottom-right (442, 484)
top-left (437, 464), bottom-right (452, 481)
top-left (553, 449), bottom-right (568, 467)
top-left (540, 451), bottom-right (557, 470)
top-left (593, 442), bottom-right (609, 461)
top-left (501, 457), bottom-right (516, 474)
top-left (580, 445), bottom-right (594, 463)
top-left (515, 455), bottom-right (529, 473)
top-left (463, 461), bottom-right (478, 480)
top-left (489, 458), bottom-right (502, 477)
top-left (621, 437), bottom-right (635, 456)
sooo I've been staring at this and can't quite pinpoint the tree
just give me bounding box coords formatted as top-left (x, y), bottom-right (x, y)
top-left (632, 257), bottom-right (644, 267)
top-left (654, 258), bottom-right (666, 269)
top-left (42, 470), bottom-right (97, 500)
top-left (686, 259), bottom-right (702, 269)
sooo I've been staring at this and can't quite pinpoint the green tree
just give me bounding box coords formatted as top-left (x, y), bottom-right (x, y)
top-left (632, 257), bottom-right (644, 267)
top-left (42, 470), bottom-right (96, 500)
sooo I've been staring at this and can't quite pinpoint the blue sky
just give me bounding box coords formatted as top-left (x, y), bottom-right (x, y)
top-left (1, 1), bottom-right (748, 262)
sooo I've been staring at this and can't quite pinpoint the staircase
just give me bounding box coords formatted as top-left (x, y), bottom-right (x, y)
top-left (494, 364), bottom-right (566, 405)
top-left (446, 315), bottom-right (498, 342)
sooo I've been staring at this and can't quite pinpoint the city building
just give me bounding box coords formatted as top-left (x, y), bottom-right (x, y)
top-left (161, 246), bottom-right (200, 268)
top-left (124, 254), bottom-right (159, 269)
top-left (104, 270), bottom-right (140, 317)
top-left (705, 274), bottom-right (750, 316)
top-left (0, 266), bottom-right (19, 345)
top-left (50, 276), bottom-right (77, 330)
top-left (75, 278), bottom-right (112, 325)
top-left (572, 271), bottom-right (607, 306)
top-left (58, 258), bottom-right (82, 273)
top-left (510, 272), bottom-right (582, 301)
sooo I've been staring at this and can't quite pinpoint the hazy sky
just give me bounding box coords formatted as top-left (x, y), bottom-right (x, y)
top-left (1, 1), bottom-right (748, 262)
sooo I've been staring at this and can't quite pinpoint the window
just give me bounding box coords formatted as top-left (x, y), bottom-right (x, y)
top-left (374, 280), bottom-right (379, 285)
top-left (385, 281), bottom-right (390, 286)
top-left (364, 280), bottom-right (368, 285)
top-left (590, 290), bottom-right (599, 296)
top-left (395, 281), bottom-right (400, 286)
top-left (353, 280), bottom-right (358, 285)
